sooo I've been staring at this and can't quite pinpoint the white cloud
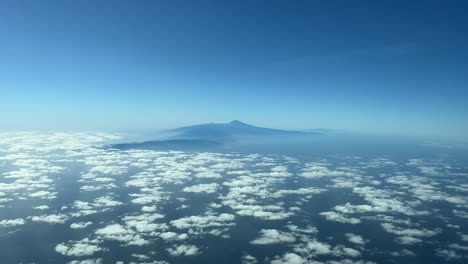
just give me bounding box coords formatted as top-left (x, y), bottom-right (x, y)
top-left (195, 171), bottom-right (221, 178)
top-left (448, 243), bottom-right (468, 251)
top-left (166, 244), bottom-right (200, 256)
top-left (95, 223), bottom-right (149, 246)
top-left (55, 238), bottom-right (102, 257)
top-left (241, 254), bottom-right (258, 264)
top-left (34, 205), bottom-right (49, 210)
top-left (395, 236), bottom-right (423, 245)
top-left (142, 205), bottom-right (158, 212)
top-left (70, 222), bottom-right (93, 229)
top-left (320, 211), bottom-right (361, 224)
top-left (250, 229), bottom-right (296, 245)
top-left (271, 253), bottom-right (307, 264)
top-left (332, 245), bottom-right (361, 258)
top-left (171, 213), bottom-right (235, 230)
top-left (458, 233), bottom-right (468, 242)
top-left (1, 134), bottom-right (466, 263)
top-left (435, 249), bottom-right (463, 260)
top-left (31, 214), bottom-right (69, 224)
top-left (29, 190), bottom-right (57, 199)
top-left (123, 213), bottom-right (166, 234)
top-left (293, 240), bottom-right (331, 256)
top-left (132, 253), bottom-right (150, 260)
top-left (381, 223), bottom-right (439, 237)
top-left (0, 218), bottom-right (26, 227)
top-left (159, 231), bottom-right (188, 242)
top-left (183, 183), bottom-right (219, 194)
top-left (345, 233), bottom-right (366, 245)
top-left (71, 196), bottom-right (123, 217)
top-left (67, 258), bottom-right (102, 264)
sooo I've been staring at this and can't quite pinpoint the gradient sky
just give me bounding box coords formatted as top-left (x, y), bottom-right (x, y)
top-left (1, 1), bottom-right (467, 139)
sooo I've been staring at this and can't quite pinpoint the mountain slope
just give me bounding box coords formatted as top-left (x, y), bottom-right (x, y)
top-left (109, 139), bottom-right (221, 151)
top-left (169, 120), bottom-right (319, 140)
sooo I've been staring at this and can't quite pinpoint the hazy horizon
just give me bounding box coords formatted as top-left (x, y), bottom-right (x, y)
top-left (1, 1), bottom-right (468, 140)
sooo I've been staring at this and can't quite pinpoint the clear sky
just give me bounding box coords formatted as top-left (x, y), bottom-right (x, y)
top-left (1, 1), bottom-right (467, 140)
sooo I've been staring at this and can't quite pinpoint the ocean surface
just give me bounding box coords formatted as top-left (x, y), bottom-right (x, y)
top-left (0, 132), bottom-right (467, 264)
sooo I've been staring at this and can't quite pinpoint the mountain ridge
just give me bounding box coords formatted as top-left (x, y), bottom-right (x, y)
top-left (169, 120), bottom-right (319, 140)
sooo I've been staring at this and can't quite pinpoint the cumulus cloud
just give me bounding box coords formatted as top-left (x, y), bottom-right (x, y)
top-left (71, 195), bottom-right (123, 217)
top-left (0, 132), bottom-right (466, 263)
top-left (34, 205), bottom-right (49, 210)
top-left (241, 254), bottom-right (258, 264)
top-left (395, 236), bottom-right (423, 245)
top-left (345, 233), bottom-right (366, 245)
top-left (271, 253), bottom-right (307, 264)
top-left (159, 231), bottom-right (188, 242)
top-left (250, 229), bottom-right (296, 245)
top-left (55, 238), bottom-right (102, 257)
top-left (31, 214), bottom-right (69, 224)
top-left (0, 218), bottom-right (26, 227)
top-left (95, 223), bottom-right (149, 246)
top-left (166, 244), bottom-right (200, 256)
top-left (195, 171), bottom-right (221, 178)
top-left (70, 222), bottom-right (93, 229)
top-left (183, 183), bottom-right (219, 194)
top-left (171, 213), bottom-right (235, 230)
top-left (381, 223), bottom-right (439, 238)
top-left (67, 259), bottom-right (103, 264)
top-left (320, 211), bottom-right (361, 224)
top-left (29, 190), bottom-right (57, 199)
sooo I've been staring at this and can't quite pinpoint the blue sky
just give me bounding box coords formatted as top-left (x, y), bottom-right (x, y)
top-left (1, 1), bottom-right (467, 139)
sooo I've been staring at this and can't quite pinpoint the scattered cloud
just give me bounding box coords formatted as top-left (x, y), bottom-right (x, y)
top-left (166, 244), bottom-right (200, 256)
top-left (250, 229), bottom-right (296, 245)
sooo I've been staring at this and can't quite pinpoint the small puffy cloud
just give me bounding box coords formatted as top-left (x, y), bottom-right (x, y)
top-left (320, 211), bottom-right (361, 224)
top-left (0, 218), bottom-right (26, 227)
top-left (132, 253), bottom-right (150, 260)
top-left (345, 233), bottom-right (366, 245)
top-left (71, 196), bottom-right (123, 217)
top-left (67, 259), bottom-right (103, 264)
top-left (31, 214), bottom-right (69, 224)
top-left (390, 249), bottom-right (416, 257)
top-left (269, 166), bottom-right (292, 177)
top-left (250, 229), bottom-right (296, 245)
top-left (29, 190), bottom-right (57, 199)
top-left (95, 223), bottom-right (148, 246)
top-left (332, 245), bottom-right (361, 258)
top-left (271, 253), bottom-right (307, 264)
top-left (241, 254), bottom-right (258, 264)
top-left (159, 231), bottom-right (188, 242)
top-left (459, 233), bottom-right (468, 242)
top-left (395, 236), bottom-right (423, 245)
top-left (70, 222), bottom-right (93, 229)
top-left (293, 240), bottom-right (331, 256)
top-left (183, 183), bottom-right (219, 194)
top-left (171, 213), bottom-right (235, 230)
top-left (448, 243), bottom-right (468, 251)
top-left (226, 204), bottom-right (293, 221)
top-left (271, 187), bottom-right (325, 198)
top-left (435, 249), bottom-right (463, 260)
top-left (55, 238), bottom-right (102, 257)
top-left (123, 213), bottom-right (166, 234)
top-left (142, 205), bottom-right (158, 212)
top-left (34, 205), bottom-right (49, 210)
top-left (166, 244), bottom-right (200, 256)
top-left (381, 223), bottom-right (439, 238)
